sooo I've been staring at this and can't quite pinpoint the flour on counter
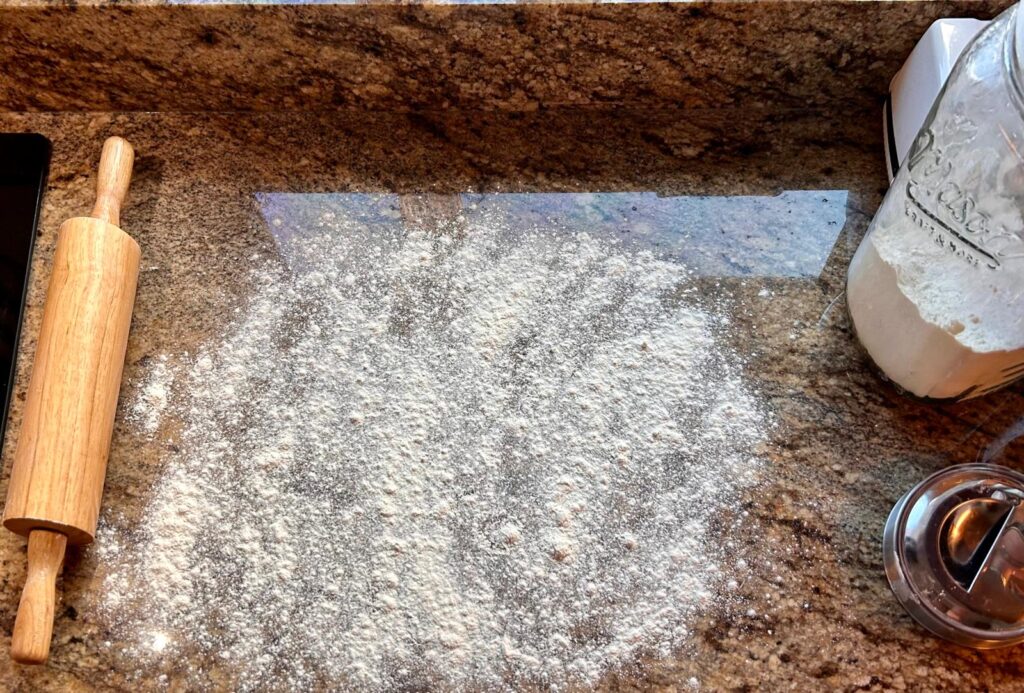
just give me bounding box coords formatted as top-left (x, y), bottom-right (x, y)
top-left (127, 355), bottom-right (171, 437)
top-left (97, 204), bottom-right (771, 691)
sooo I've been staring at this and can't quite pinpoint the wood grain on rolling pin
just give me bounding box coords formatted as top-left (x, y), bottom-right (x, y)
top-left (3, 136), bottom-right (140, 664)
top-left (10, 530), bottom-right (66, 664)
top-left (3, 218), bottom-right (140, 545)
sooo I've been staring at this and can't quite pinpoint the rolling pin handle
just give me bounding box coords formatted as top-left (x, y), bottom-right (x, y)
top-left (90, 136), bottom-right (135, 227)
top-left (10, 529), bottom-right (67, 665)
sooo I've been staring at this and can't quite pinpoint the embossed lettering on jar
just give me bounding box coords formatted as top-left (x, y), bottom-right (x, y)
top-left (848, 4), bottom-right (1024, 400)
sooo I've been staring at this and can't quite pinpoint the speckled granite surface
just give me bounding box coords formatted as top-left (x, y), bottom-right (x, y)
top-left (1, 0), bottom-right (1024, 688)
top-left (0, 0), bottom-right (1012, 112)
top-left (0, 106), bottom-right (1020, 691)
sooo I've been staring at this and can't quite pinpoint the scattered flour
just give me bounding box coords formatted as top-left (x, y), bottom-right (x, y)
top-left (96, 206), bottom-right (770, 691)
top-left (127, 355), bottom-right (170, 436)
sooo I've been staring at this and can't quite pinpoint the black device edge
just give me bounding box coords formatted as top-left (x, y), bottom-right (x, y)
top-left (0, 133), bottom-right (51, 457)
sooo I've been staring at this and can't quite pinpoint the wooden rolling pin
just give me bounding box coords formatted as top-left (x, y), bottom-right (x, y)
top-left (2, 137), bottom-right (140, 664)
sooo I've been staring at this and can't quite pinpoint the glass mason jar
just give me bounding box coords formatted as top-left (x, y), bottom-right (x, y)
top-left (848, 5), bottom-right (1024, 401)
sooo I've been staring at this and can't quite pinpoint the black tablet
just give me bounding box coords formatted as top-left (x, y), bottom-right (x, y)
top-left (0, 133), bottom-right (50, 453)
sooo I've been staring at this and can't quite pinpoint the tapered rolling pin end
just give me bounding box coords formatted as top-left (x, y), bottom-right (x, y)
top-left (11, 529), bottom-right (67, 665)
top-left (90, 136), bottom-right (134, 227)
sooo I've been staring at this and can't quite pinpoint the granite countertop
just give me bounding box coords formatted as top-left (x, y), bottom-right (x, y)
top-left (2, 1), bottom-right (1024, 691)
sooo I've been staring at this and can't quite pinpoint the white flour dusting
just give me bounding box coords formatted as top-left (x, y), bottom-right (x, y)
top-left (127, 354), bottom-right (170, 436)
top-left (96, 202), bottom-right (770, 691)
